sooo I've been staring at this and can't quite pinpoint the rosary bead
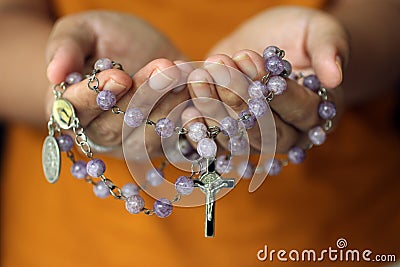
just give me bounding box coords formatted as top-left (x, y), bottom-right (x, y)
top-left (237, 161), bottom-right (254, 179)
top-left (146, 168), bottom-right (164, 187)
top-left (228, 136), bottom-right (248, 156)
top-left (288, 146), bottom-right (306, 164)
top-left (266, 76), bottom-right (287, 95)
top-left (220, 116), bottom-right (239, 137)
top-left (125, 194), bottom-right (145, 214)
top-left (94, 58), bottom-right (113, 71)
top-left (155, 118), bottom-right (175, 138)
top-left (215, 155), bottom-right (233, 174)
top-left (263, 45), bottom-right (280, 59)
top-left (281, 60), bottom-right (292, 78)
top-left (197, 138), bottom-right (217, 158)
top-left (188, 122), bottom-right (208, 142)
top-left (175, 176), bottom-right (194, 195)
top-left (248, 81), bottom-right (267, 99)
top-left (265, 55), bottom-right (285, 76)
top-left (86, 158), bottom-right (106, 177)
top-left (71, 160), bottom-right (87, 179)
top-left (65, 72), bottom-right (82, 85)
top-left (121, 183), bottom-right (139, 197)
top-left (124, 107), bottom-right (144, 128)
top-left (265, 158), bottom-right (282, 176)
top-left (96, 90), bottom-right (116, 110)
top-left (303, 74), bottom-right (321, 92)
top-left (56, 134), bottom-right (74, 152)
top-left (248, 98), bottom-right (268, 119)
top-left (93, 181), bottom-right (110, 199)
top-left (154, 198), bottom-right (173, 218)
top-left (238, 110), bottom-right (256, 129)
top-left (308, 126), bottom-right (327, 146)
top-left (318, 101), bottom-right (337, 120)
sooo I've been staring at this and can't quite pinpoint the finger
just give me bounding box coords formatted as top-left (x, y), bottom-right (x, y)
top-left (307, 13), bottom-right (350, 89)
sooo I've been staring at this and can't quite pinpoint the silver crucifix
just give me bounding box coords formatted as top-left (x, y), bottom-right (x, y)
top-left (194, 158), bottom-right (235, 237)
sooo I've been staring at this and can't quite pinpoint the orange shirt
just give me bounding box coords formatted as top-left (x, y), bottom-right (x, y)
top-left (1, 1), bottom-right (399, 267)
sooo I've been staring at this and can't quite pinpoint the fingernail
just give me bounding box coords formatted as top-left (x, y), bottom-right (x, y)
top-left (149, 67), bottom-right (175, 91)
top-left (204, 60), bottom-right (231, 87)
top-left (103, 79), bottom-right (127, 94)
top-left (233, 53), bottom-right (258, 79)
top-left (336, 56), bottom-right (343, 83)
top-left (191, 80), bottom-right (212, 98)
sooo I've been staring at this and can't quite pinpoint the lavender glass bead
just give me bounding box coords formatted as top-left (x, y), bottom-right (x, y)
top-left (303, 74), bottom-right (321, 92)
top-left (248, 98), bottom-right (268, 119)
top-left (248, 81), bottom-right (267, 99)
top-left (265, 56), bottom-right (284, 76)
top-left (86, 158), bottom-right (106, 177)
top-left (288, 146), bottom-right (306, 164)
top-left (237, 161), bottom-right (254, 179)
top-left (121, 183), bottom-right (139, 197)
top-left (238, 110), bottom-right (256, 129)
top-left (263, 46), bottom-right (280, 59)
top-left (65, 72), bottom-right (82, 85)
top-left (175, 176), bottom-right (194, 196)
top-left (282, 60), bottom-right (292, 78)
top-left (308, 126), bottom-right (327, 146)
top-left (125, 195), bottom-right (145, 214)
top-left (155, 118), bottom-right (175, 138)
top-left (94, 58), bottom-right (113, 71)
top-left (197, 138), bottom-right (217, 158)
top-left (228, 136), bottom-right (248, 156)
top-left (57, 134), bottom-right (74, 152)
top-left (93, 181), bottom-right (110, 198)
top-left (318, 101), bottom-right (337, 120)
top-left (266, 76), bottom-right (287, 95)
top-left (71, 160), bottom-right (87, 179)
top-left (154, 198), bottom-right (173, 218)
top-left (146, 168), bottom-right (164, 187)
top-left (96, 90), bottom-right (116, 110)
top-left (265, 158), bottom-right (282, 176)
top-left (220, 116), bottom-right (239, 136)
top-left (124, 107), bottom-right (144, 128)
top-left (188, 122), bottom-right (207, 142)
top-left (215, 155), bottom-right (233, 174)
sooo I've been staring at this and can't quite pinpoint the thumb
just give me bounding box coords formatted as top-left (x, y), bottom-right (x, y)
top-left (46, 14), bottom-right (95, 84)
top-left (306, 12), bottom-right (350, 89)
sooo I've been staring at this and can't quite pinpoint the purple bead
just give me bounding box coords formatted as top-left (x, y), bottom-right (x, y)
top-left (238, 110), bottom-right (256, 129)
top-left (197, 138), bottom-right (217, 158)
top-left (248, 98), bottom-right (268, 119)
top-left (155, 118), bottom-right (175, 138)
top-left (93, 181), bottom-right (110, 198)
top-left (282, 60), bottom-right (292, 78)
top-left (188, 122), bottom-right (207, 142)
top-left (153, 198), bottom-right (173, 218)
top-left (71, 160), bottom-right (87, 179)
top-left (124, 107), bottom-right (144, 128)
top-left (65, 72), bottom-right (82, 85)
top-left (94, 58), bottom-right (113, 71)
top-left (125, 195), bottom-right (145, 214)
top-left (146, 168), bottom-right (164, 187)
top-left (308, 126), bottom-right (327, 146)
top-left (228, 136), bottom-right (248, 156)
top-left (56, 134), bottom-right (74, 152)
top-left (175, 176), bottom-right (194, 195)
top-left (263, 46), bottom-right (280, 59)
top-left (86, 158), bottom-right (106, 177)
top-left (265, 56), bottom-right (284, 76)
top-left (303, 74), bottom-right (321, 92)
top-left (248, 81), bottom-right (267, 99)
top-left (96, 90), bottom-right (116, 110)
top-left (215, 155), bottom-right (233, 174)
top-left (264, 158), bottom-right (282, 176)
top-left (318, 101), bottom-right (337, 120)
top-left (220, 116), bottom-right (239, 137)
top-left (121, 183), bottom-right (139, 197)
top-left (288, 146), bottom-right (306, 164)
top-left (237, 161), bottom-right (254, 179)
top-left (266, 76), bottom-right (287, 95)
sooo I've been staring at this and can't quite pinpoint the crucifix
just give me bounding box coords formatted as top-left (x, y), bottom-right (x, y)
top-left (194, 158), bottom-right (235, 238)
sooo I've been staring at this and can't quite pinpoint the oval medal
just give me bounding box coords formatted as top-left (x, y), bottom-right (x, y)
top-left (42, 135), bottom-right (61, 184)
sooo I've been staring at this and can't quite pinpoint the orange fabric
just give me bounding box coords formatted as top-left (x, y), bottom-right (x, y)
top-left (2, 1), bottom-right (400, 267)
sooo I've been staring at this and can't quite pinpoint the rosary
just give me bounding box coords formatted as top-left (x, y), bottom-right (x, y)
top-left (42, 46), bottom-right (336, 237)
